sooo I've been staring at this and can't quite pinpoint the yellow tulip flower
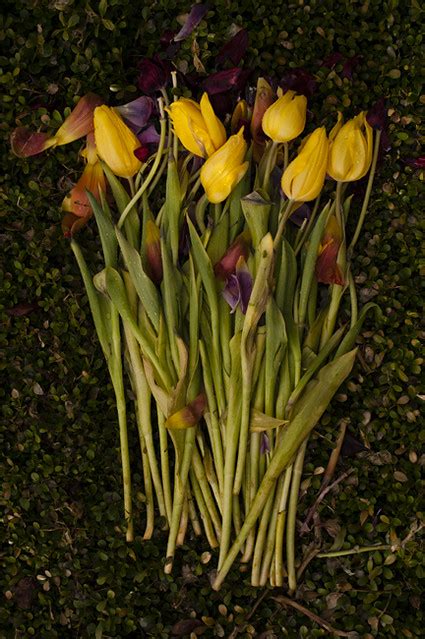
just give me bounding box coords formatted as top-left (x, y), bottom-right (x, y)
top-left (168, 93), bottom-right (226, 158)
top-left (262, 90), bottom-right (307, 143)
top-left (328, 111), bottom-right (373, 182)
top-left (200, 128), bottom-right (249, 203)
top-left (93, 105), bottom-right (142, 178)
top-left (281, 127), bottom-right (329, 202)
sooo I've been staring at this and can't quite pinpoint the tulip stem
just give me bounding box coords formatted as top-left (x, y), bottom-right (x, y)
top-left (117, 111), bottom-right (167, 229)
top-left (283, 142), bottom-right (289, 171)
top-left (274, 199), bottom-right (295, 249)
top-left (347, 129), bottom-right (381, 258)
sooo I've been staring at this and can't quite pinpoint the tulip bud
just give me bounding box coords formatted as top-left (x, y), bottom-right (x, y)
top-left (214, 230), bottom-right (251, 280)
top-left (281, 127), bottom-right (329, 202)
top-left (167, 93), bottom-right (226, 158)
top-left (200, 128), bottom-right (249, 203)
top-left (145, 220), bottom-right (163, 284)
top-left (262, 90), bottom-right (307, 143)
top-left (231, 99), bottom-right (249, 134)
top-left (94, 105), bottom-right (142, 178)
top-left (328, 111), bottom-right (373, 182)
top-left (315, 214), bottom-right (345, 285)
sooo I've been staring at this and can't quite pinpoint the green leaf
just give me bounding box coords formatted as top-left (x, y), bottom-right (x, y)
top-left (335, 302), bottom-right (381, 358)
top-left (162, 156), bottom-right (181, 264)
top-left (298, 200), bottom-right (331, 331)
top-left (115, 227), bottom-right (160, 332)
top-left (87, 191), bottom-right (117, 268)
top-left (70, 241), bottom-right (112, 361)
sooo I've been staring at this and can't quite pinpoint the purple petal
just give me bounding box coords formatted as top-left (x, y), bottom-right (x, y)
top-left (341, 55), bottom-right (362, 79)
top-left (137, 57), bottom-right (170, 94)
top-left (366, 98), bottom-right (386, 130)
top-left (203, 68), bottom-right (244, 95)
top-left (404, 156), bottom-right (425, 169)
top-left (116, 96), bottom-right (154, 131)
top-left (208, 91), bottom-right (234, 118)
top-left (279, 68), bottom-right (317, 98)
top-left (321, 52), bottom-right (344, 69)
top-left (290, 203), bottom-right (311, 227)
top-left (216, 29), bottom-right (249, 66)
top-left (260, 433), bottom-right (270, 455)
top-left (174, 4), bottom-right (208, 42)
top-left (137, 124), bottom-right (161, 145)
top-left (222, 274), bottom-right (241, 313)
top-left (237, 269), bottom-right (253, 314)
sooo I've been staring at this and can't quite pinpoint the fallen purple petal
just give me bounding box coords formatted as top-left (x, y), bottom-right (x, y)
top-left (341, 55), bottom-right (362, 79)
top-left (174, 4), bottom-right (208, 42)
top-left (216, 28), bottom-right (249, 66)
top-left (279, 68), bottom-right (317, 98)
top-left (116, 96), bottom-right (154, 131)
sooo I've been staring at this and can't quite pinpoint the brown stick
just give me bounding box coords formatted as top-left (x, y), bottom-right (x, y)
top-left (271, 595), bottom-right (354, 637)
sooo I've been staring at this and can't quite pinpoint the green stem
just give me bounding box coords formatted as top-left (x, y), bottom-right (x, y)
top-left (164, 428), bottom-right (196, 573)
top-left (283, 142), bottom-right (289, 171)
top-left (318, 544), bottom-right (390, 558)
top-left (157, 410), bottom-right (172, 525)
top-left (273, 199), bottom-right (295, 250)
top-left (348, 129), bottom-right (382, 258)
top-left (118, 105), bottom-right (167, 228)
top-left (286, 438), bottom-right (308, 592)
top-left (348, 270), bottom-right (358, 328)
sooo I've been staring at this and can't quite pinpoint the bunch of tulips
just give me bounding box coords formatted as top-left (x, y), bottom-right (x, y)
top-left (12, 74), bottom-right (382, 590)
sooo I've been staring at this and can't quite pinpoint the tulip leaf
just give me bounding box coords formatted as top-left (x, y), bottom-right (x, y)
top-left (275, 237), bottom-right (297, 317)
top-left (102, 162), bottom-right (139, 248)
top-left (87, 190), bottom-right (118, 269)
top-left (241, 190), bottom-right (272, 248)
top-left (250, 409), bottom-right (288, 432)
top-left (265, 298), bottom-right (287, 412)
top-left (70, 241), bottom-right (112, 362)
top-left (163, 156), bottom-right (181, 265)
top-left (93, 266), bottom-right (171, 388)
top-left (335, 302), bottom-right (381, 358)
top-left (160, 241), bottom-right (183, 377)
top-left (298, 200), bottom-right (332, 333)
top-left (286, 325), bottom-right (346, 416)
top-left (115, 226), bottom-right (161, 332)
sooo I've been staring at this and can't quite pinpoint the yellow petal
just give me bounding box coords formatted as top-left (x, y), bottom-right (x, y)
top-left (200, 92), bottom-right (226, 153)
top-left (94, 106), bottom-right (141, 178)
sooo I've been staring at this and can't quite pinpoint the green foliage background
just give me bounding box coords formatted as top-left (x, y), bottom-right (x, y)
top-left (1, 1), bottom-right (423, 637)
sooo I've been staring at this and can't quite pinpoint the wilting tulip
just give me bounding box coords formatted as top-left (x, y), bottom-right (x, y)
top-left (262, 90), bottom-right (307, 143)
top-left (250, 77), bottom-right (274, 162)
top-left (165, 393), bottom-right (207, 429)
top-left (94, 105), bottom-right (142, 178)
top-left (11, 93), bottom-right (103, 158)
top-left (281, 127), bottom-right (329, 202)
top-left (328, 111), bottom-right (373, 182)
top-left (315, 214), bottom-right (345, 285)
top-left (214, 230), bottom-right (251, 280)
top-left (222, 257), bottom-right (253, 314)
top-left (200, 128), bottom-right (248, 203)
top-left (168, 93), bottom-right (226, 157)
top-left (61, 134), bottom-right (106, 237)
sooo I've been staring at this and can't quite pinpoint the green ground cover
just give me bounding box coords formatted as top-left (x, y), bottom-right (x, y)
top-left (1, 1), bottom-right (423, 637)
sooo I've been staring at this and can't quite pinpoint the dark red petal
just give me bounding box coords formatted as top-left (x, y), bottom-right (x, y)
top-left (216, 29), bottom-right (249, 66)
top-left (315, 242), bottom-right (345, 286)
top-left (137, 57), bottom-right (169, 94)
top-left (321, 52), bottom-right (344, 68)
top-left (134, 145), bottom-right (150, 162)
top-left (6, 302), bottom-right (39, 317)
top-left (279, 68), bottom-right (317, 98)
top-left (10, 128), bottom-right (52, 158)
top-left (341, 55), bottom-right (363, 79)
top-left (203, 68), bottom-right (243, 95)
top-left (173, 4), bottom-right (208, 42)
top-left (366, 98), bottom-right (386, 130)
